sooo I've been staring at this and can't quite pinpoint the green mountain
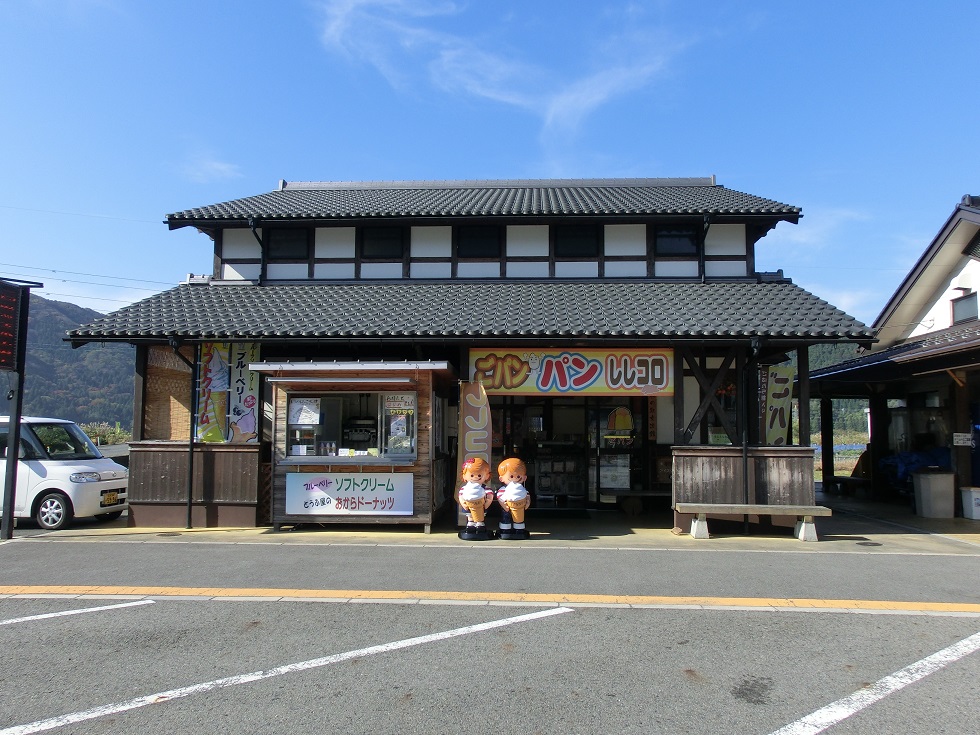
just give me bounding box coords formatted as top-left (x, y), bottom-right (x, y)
top-left (17, 295), bottom-right (134, 430)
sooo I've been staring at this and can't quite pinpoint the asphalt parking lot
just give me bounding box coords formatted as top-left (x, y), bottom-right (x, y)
top-left (1, 493), bottom-right (978, 734)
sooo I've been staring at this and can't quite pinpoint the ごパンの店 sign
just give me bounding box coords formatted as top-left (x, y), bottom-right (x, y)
top-left (468, 348), bottom-right (674, 396)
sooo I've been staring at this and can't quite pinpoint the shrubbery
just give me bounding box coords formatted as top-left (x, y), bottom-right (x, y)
top-left (80, 421), bottom-right (132, 445)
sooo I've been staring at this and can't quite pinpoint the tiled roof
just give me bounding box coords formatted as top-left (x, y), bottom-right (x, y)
top-left (812, 320), bottom-right (980, 380)
top-left (166, 178), bottom-right (801, 225)
top-left (68, 280), bottom-right (872, 343)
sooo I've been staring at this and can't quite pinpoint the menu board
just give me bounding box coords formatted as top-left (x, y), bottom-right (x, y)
top-left (288, 397), bottom-right (321, 425)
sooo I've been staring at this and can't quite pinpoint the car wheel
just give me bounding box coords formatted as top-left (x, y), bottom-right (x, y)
top-left (35, 493), bottom-right (73, 530)
top-left (94, 511), bottom-right (123, 522)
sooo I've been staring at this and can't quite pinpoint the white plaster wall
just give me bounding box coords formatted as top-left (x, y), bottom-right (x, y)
top-left (705, 260), bottom-right (747, 277)
top-left (507, 225), bottom-right (549, 256)
top-left (315, 227), bottom-right (355, 258)
top-left (314, 262), bottom-right (356, 279)
top-left (909, 257), bottom-right (980, 337)
top-left (457, 262), bottom-right (500, 278)
top-left (411, 226), bottom-right (452, 257)
top-left (604, 260), bottom-right (646, 277)
top-left (704, 224), bottom-right (746, 256)
top-left (505, 261), bottom-right (550, 278)
top-left (221, 262), bottom-right (261, 280)
top-left (361, 262), bottom-right (404, 279)
top-left (604, 224), bottom-right (646, 256)
top-left (655, 260), bottom-right (698, 278)
top-left (266, 263), bottom-right (309, 280)
top-left (411, 262), bottom-right (452, 278)
top-left (222, 228), bottom-right (260, 258)
top-left (555, 261), bottom-right (599, 278)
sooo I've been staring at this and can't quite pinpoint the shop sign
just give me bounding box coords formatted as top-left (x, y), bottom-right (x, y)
top-left (195, 342), bottom-right (261, 443)
top-left (196, 343), bottom-right (230, 442)
top-left (468, 348), bottom-right (674, 396)
top-left (762, 365), bottom-right (795, 446)
top-left (0, 281), bottom-right (23, 373)
top-left (285, 472), bottom-right (413, 515)
top-left (457, 381), bottom-right (491, 464)
top-left (229, 343), bottom-right (260, 443)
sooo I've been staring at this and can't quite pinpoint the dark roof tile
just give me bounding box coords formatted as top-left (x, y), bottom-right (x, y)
top-left (69, 280), bottom-right (873, 343)
top-left (167, 178), bottom-right (801, 225)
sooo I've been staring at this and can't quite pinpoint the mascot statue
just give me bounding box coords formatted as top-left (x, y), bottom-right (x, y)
top-left (496, 457), bottom-right (531, 540)
top-left (457, 457), bottom-right (495, 540)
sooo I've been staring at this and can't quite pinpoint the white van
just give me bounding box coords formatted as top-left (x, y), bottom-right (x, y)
top-left (0, 416), bottom-right (129, 530)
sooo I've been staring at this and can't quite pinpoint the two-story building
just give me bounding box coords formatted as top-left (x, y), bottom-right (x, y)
top-left (69, 178), bottom-right (873, 532)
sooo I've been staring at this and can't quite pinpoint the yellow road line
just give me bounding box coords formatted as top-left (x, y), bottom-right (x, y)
top-left (1, 586), bottom-right (978, 614)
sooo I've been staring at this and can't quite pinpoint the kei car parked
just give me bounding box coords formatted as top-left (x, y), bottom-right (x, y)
top-left (0, 416), bottom-right (128, 530)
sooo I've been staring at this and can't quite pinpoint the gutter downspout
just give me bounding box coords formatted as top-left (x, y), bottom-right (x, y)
top-left (249, 218), bottom-right (264, 284)
top-left (701, 214), bottom-right (712, 283)
top-left (169, 338), bottom-right (198, 529)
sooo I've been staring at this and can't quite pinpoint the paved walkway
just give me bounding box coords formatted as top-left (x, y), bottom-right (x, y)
top-left (8, 490), bottom-right (979, 555)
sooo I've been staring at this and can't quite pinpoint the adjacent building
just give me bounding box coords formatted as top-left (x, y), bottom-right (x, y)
top-left (811, 195), bottom-right (980, 513)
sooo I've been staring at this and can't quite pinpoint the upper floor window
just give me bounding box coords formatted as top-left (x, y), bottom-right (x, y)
top-left (361, 226), bottom-right (406, 260)
top-left (654, 226), bottom-right (699, 256)
top-left (952, 291), bottom-right (978, 324)
top-left (456, 225), bottom-right (503, 259)
top-left (554, 224), bottom-right (601, 258)
top-left (267, 228), bottom-right (310, 260)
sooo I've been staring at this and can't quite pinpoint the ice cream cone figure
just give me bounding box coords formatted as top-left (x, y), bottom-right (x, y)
top-left (497, 457), bottom-right (531, 540)
top-left (457, 458), bottom-right (495, 541)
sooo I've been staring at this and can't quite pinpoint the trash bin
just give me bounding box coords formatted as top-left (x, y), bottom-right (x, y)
top-left (912, 468), bottom-right (955, 518)
top-left (961, 487), bottom-right (980, 520)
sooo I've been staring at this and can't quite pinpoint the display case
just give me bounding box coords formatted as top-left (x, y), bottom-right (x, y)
top-left (284, 391), bottom-right (417, 460)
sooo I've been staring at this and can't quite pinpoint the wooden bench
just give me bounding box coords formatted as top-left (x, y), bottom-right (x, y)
top-left (673, 503), bottom-right (832, 542)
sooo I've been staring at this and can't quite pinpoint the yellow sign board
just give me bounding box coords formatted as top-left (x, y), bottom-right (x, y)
top-left (469, 348), bottom-right (674, 396)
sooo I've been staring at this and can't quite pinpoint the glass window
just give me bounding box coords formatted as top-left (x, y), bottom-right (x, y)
top-left (554, 224), bottom-right (600, 258)
top-left (285, 391), bottom-right (417, 460)
top-left (952, 292), bottom-right (978, 324)
top-left (456, 225), bottom-right (502, 259)
top-left (267, 228), bottom-right (310, 260)
top-left (27, 422), bottom-right (101, 460)
top-left (655, 227), bottom-right (699, 256)
top-left (362, 227), bottom-right (406, 259)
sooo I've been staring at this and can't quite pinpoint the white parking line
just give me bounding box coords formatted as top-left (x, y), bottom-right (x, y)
top-left (769, 629), bottom-right (980, 735)
top-left (0, 599), bottom-right (155, 626)
top-left (0, 606), bottom-right (574, 735)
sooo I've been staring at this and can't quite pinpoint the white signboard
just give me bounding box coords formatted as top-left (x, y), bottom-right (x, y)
top-left (286, 472), bottom-right (413, 515)
top-left (953, 432), bottom-right (974, 447)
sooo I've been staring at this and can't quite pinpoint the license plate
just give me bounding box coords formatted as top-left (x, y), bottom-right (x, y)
top-left (102, 492), bottom-right (119, 506)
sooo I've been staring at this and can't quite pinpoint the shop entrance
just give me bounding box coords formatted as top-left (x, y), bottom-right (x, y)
top-left (489, 396), bottom-right (661, 508)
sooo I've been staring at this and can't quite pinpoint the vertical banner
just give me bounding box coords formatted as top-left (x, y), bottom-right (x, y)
top-left (763, 365), bottom-right (796, 446)
top-left (457, 381), bottom-right (491, 467)
top-left (196, 342), bottom-right (230, 442)
top-left (228, 343), bottom-right (261, 443)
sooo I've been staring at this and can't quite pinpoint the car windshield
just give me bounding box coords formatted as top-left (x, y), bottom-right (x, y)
top-left (26, 423), bottom-right (103, 461)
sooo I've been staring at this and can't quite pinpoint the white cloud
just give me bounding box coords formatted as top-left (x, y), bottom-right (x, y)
top-left (180, 155), bottom-right (243, 184)
top-left (767, 207), bottom-right (870, 248)
top-left (314, 0), bottom-right (688, 138)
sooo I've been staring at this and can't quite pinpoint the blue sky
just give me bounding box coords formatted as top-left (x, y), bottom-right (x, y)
top-left (1, 0), bottom-right (977, 327)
